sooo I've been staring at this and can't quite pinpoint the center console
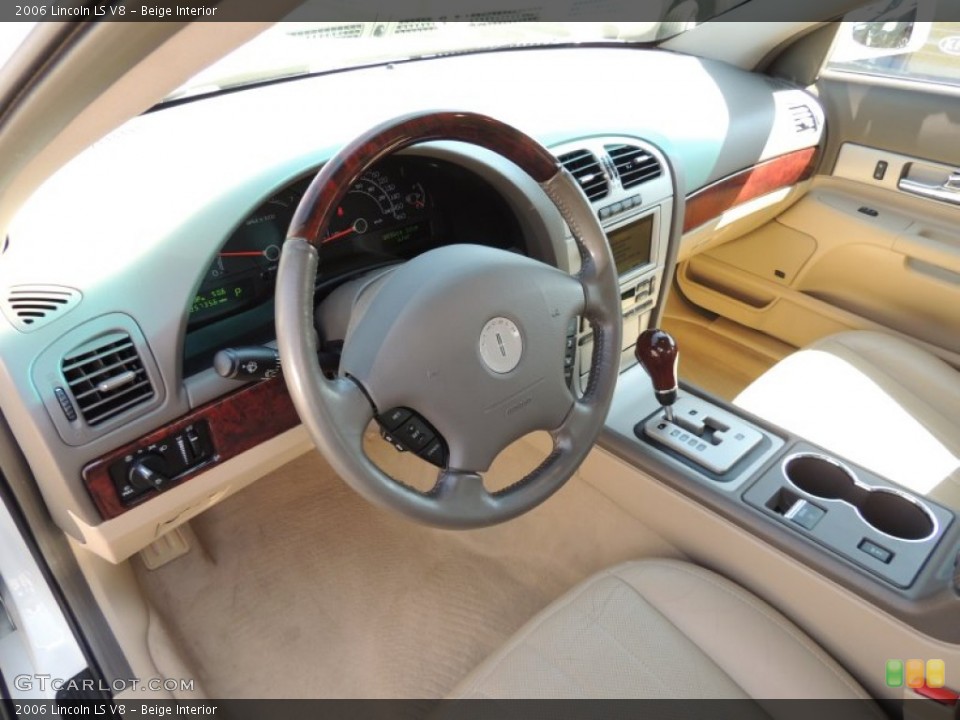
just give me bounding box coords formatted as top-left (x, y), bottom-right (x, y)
top-left (548, 137), bottom-right (675, 391)
top-left (601, 327), bottom-right (960, 642)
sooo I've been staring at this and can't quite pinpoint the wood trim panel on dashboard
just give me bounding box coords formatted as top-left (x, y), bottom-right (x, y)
top-left (82, 378), bottom-right (300, 520)
top-left (683, 147), bottom-right (818, 233)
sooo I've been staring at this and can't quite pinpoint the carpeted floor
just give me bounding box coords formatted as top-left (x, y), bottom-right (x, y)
top-left (134, 433), bottom-right (679, 699)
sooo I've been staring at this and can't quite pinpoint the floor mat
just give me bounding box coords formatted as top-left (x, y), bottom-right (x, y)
top-left (135, 439), bottom-right (678, 699)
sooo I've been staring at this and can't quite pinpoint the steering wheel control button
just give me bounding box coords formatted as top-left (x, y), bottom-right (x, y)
top-left (375, 408), bottom-right (447, 466)
top-left (419, 440), bottom-right (447, 468)
top-left (479, 317), bottom-right (523, 374)
top-left (378, 407), bottom-right (412, 431)
top-left (394, 417), bottom-right (434, 451)
top-left (564, 318), bottom-right (578, 387)
top-left (379, 430), bottom-right (406, 453)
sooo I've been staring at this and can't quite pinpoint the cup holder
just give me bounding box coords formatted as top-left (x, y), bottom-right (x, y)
top-left (781, 453), bottom-right (937, 542)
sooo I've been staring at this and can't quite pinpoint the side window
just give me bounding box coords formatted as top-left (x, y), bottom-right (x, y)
top-left (824, 0), bottom-right (960, 87)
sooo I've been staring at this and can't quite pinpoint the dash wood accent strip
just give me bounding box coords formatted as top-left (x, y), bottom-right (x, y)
top-left (683, 147), bottom-right (818, 233)
top-left (82, 378), bottom-right (299, 520)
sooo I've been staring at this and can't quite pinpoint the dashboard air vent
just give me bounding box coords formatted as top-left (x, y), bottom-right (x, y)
top-left (61, 333), bottom-right (155, 426)
top-left (557, 149), bottom-right (609, 202)
top-left (2, 285), bottom-right (81, 332)
top-left (790, 104), bottom-right (818, 133)
top-left (606, 144), bottom-right (662, 189)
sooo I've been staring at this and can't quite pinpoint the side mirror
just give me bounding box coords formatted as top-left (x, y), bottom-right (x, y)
top-left (829, 0), bottom-right (934, 66)
top-left (851, 21), bottom-right (915, 50)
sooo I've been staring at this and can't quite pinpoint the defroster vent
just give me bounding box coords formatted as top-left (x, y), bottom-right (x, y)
top-left (606, 144), bottom-right (662, 189)
top-left (2, 285), bottom-right (81, 332)
top-left (61, 333), bottom-right (155, 426)
top-left (558, 149), bottom-right (609, 202)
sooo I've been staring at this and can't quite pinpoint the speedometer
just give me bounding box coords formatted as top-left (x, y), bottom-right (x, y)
top-left (323, 168), bottom-right (402, 244)
top-left (322, 167), bottom-right (428, 247)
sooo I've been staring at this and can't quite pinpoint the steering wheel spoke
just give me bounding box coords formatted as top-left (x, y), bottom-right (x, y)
top-left (551, 400), bottom-right (594, 454)
top-left (322, 376), bottom-right (376, 452)
top-left (431, 469), bottom-right (496, 515)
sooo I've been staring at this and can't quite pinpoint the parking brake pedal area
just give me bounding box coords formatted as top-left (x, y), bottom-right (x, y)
top-left (642, 395), bottom-right (762, 474)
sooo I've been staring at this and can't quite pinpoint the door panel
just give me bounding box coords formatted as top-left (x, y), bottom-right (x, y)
top-left (678, 175), bottom-right (960, 366)
top-left (817, 76), bottom-right (960, 175)
top-left (677, 60), bottom-right (960, 367)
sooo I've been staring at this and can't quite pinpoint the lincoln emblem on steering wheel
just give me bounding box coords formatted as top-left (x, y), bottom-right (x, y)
top-left (478, 317), bottom-right (523, 374)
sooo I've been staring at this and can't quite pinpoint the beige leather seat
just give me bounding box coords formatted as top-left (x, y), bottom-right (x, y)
top-left (735, 330), bottom-right (960, 509)
top-left (449, 559), bottom-right (880, 711)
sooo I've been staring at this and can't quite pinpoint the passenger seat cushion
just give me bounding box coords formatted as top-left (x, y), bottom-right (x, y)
top-left (448, 559), bottom-right (877, 704)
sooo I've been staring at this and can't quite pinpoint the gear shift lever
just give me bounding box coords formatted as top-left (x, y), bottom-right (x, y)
top-left (634, 327), bottom-right (762, 474)
top-left (635, 328), bottom-right (679, 423)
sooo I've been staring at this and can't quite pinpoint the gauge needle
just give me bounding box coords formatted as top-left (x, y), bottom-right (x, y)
top-left (219, 251), bottom-right (267, 257)
top-left (322, 226), bottom-right (355, 244)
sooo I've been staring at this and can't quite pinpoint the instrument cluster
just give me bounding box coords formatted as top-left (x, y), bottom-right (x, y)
top-left (183, 156), bottom-right (525, 375)
top-left (189, 159), bottom-right (441, 330)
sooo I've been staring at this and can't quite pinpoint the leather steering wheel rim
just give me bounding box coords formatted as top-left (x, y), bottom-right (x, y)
top-left (276, 110), bottom-right (621, 528)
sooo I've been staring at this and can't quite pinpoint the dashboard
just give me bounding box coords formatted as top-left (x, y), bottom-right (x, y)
top-left (0, 45), bottom-right (824, 562)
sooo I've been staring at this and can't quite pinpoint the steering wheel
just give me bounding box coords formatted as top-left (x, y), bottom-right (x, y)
top-left (276, 111), bottom-right (621, 528)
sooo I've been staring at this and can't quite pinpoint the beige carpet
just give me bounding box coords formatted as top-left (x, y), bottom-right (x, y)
top-left (135, 433), bottom-right (679, 699)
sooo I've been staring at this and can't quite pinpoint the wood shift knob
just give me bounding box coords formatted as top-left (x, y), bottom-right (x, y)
top-left (635, 328), bottom-right (679, 407)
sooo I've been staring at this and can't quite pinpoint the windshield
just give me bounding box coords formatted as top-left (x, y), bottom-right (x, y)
top-left (0, 23), bottom-right (36, 69)
top-left (164, 18), bottom-right (727, 103)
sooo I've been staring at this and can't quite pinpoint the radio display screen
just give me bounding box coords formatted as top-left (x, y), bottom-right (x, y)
top-left (608, 214), bottom-right (654, 276)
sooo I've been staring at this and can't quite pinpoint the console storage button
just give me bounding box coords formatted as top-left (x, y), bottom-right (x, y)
top-left (858, 539), bottom-right (893, 564)
top-left (787, 499), bottom-right (826, 531)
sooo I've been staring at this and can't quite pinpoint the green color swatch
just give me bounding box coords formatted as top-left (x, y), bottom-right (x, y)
top-left (886, 659), bottom-right (904, 687)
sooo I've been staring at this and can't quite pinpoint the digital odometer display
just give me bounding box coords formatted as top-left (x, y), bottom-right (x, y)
top-left (383, 222), bottom-right (425, 248)
top-left (189, 278), bottom-right (255, 325)
top-left (608, 214), bottom-right (654, 276)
